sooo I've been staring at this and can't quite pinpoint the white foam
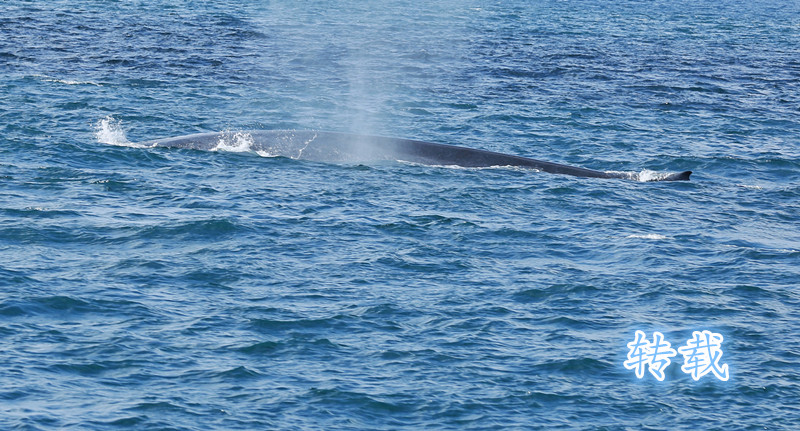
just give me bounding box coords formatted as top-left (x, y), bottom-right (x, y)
top-left (605, 169), bottom-right (683, 182)
top-left (254, 150), bottom-right (280, 158)
top-left (737, 184), bottom-right (763, 190)
top-left (35, 74), bottom-right (101, 86)
top-left (603, 170), bottom-right (638, 181)
top-left (626, 233), bottom-right (669, 240)
top-left (635, 169), bottom-right (662, 182)
top-left (52, 78), bottom-right (101, 86)
top-left (633, 169), bottom-right (683, 182)
top-left (396, 160), bottom-right (530, 171)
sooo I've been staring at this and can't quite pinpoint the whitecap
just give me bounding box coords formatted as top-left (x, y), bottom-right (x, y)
top-left (625, 233), bottom-right (669, 240)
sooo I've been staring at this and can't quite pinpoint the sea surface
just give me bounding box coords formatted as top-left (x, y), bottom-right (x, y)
top-left (2, 1), bottom-right (799, 429)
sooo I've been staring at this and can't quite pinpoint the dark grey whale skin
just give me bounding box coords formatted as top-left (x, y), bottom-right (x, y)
top-left (141, 130), bottom-right (692, 181)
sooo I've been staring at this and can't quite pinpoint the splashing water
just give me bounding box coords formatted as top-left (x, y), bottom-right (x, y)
top-left (636, 169), bottom-right (679, 182)
top-left (210, 131), bottom-right (280, 157)
top-left (605, 169), bottom-right (686, 182)
top-left (94, 116), bottom-right (134, 147)
top-left (210, 131), bottom-right (255, 153)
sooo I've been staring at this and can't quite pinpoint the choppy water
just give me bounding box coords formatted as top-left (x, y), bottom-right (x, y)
top-left (2, 1), bottom-right (799, 429)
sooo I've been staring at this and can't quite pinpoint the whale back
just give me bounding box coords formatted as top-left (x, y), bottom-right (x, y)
top-left (141, 130), bottom-right (691, 181)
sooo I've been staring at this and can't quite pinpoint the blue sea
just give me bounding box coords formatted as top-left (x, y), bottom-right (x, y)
top-left (2, 1), bottom-right (799, 429)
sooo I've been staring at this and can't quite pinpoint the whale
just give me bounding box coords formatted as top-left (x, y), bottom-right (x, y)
top-left (139, 130), bottom-right (692, 181)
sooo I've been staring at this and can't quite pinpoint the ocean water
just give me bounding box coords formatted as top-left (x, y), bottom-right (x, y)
top-left (1, 0), bottom-right (799, 429)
